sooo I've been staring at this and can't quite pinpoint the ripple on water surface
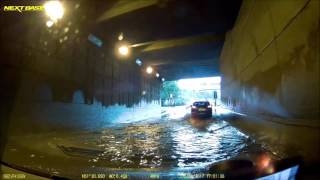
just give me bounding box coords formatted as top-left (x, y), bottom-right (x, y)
top-left (84, 120), bottom-right (249, 169)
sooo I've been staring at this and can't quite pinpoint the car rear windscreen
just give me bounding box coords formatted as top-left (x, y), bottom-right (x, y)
top-left (193, 102), bottom-right (209, 106)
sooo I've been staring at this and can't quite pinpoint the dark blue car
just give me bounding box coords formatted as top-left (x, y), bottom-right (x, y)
top-left (191, 101), bottom-right (212, 118)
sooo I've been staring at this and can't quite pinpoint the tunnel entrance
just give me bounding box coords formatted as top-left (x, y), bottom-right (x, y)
top-left (160, 77), bottom-right (221, 107)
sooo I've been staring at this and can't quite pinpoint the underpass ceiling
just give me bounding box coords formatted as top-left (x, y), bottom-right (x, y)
top-left (92, 0), bottom-right (242, 80)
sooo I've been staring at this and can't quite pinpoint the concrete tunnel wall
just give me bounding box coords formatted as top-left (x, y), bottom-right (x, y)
top-left (220, 0), bottom-right (319, 119)
top-left (0, 3), bottom-right (161, 135)
top-left (219, 0), bottom-right (320, 162)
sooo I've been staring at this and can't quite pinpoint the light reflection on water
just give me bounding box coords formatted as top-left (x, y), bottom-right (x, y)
top-left (85, 118), bottom-right (249, 170)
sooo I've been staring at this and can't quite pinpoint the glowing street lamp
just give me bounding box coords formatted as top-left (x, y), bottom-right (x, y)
top-left (146, 66), bottom-right (153, 74)
top-left (156, 73), bottom-right (160, 78)
top-left (161, 78), bottom-right (165, 82)
top-left (44, 1), bottom-right (64, 22)
top-left (118, 45), bottom-right (129, 56)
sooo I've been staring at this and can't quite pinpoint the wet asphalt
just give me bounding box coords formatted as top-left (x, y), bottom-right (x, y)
top-left (3, 106), bottom-right (276, 179)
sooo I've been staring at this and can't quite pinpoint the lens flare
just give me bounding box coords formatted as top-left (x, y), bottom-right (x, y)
top-left (46, 20), bottom-right (54, 27)
top-left (118, 33), bottom-right (124, 41)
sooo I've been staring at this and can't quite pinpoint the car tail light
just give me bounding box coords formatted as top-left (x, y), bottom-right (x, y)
top-left (192, 105), bottom-right (197, 109)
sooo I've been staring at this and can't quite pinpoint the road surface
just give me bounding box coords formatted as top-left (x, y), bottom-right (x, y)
top-left (2, 106), bottom-right (277, 179)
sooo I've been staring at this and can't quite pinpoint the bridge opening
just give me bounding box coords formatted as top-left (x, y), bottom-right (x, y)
top-left (160, 76), bottom-right (220, 106)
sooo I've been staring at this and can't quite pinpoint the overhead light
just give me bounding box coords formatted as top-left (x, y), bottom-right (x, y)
top-left (44, 1), bottom-right (64, 22)
top-left (146, 66), bottom-right (153, 74)
top-left (118, 45), bottom-right (129, 56)
top-left (156, 73), bottom-right (160, 78)
top-left (161, 78), bottom-right (165, 82)
top-left (135, 59), bottom-right (142, 66)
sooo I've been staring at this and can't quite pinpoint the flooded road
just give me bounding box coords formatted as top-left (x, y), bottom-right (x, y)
top-left (3, 106), bottom-right (266, 178)
top-left (80, 117), bottom-right (249, 169)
